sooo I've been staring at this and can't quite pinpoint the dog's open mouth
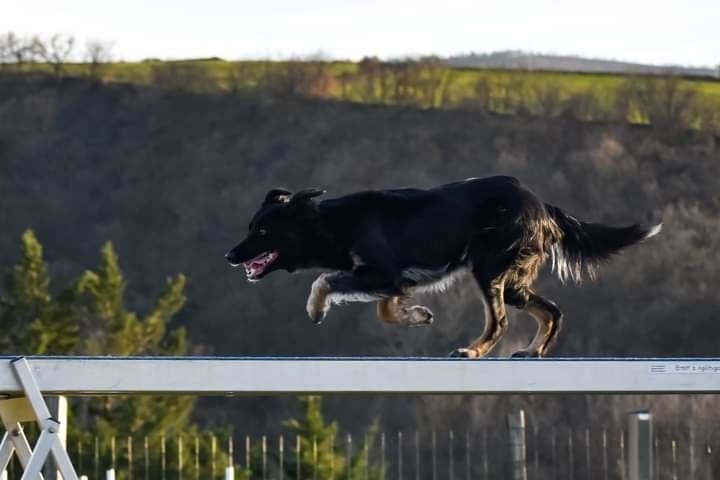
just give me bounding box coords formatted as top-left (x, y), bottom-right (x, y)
top-left (239, 251), bottom-right (279, 281)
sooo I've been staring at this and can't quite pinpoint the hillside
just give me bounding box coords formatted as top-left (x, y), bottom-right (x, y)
top-left (1, 73), bottom-right (720, 448)
top-left (2, 72), bottom-right (719, 355)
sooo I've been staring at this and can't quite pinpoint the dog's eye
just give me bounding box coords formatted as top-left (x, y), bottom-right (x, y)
top-left (258, 229), bottom-right (267, 236)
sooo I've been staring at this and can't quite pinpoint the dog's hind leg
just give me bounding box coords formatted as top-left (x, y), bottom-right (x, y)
top-left (450, 273), bottom-right (508, 358)
top-left (377, 296), bottom-right (434, 326)
top-left (509, 290), bottom-right (563, 358)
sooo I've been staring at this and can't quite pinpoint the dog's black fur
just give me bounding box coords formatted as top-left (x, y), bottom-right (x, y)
top-left (225, 176), bottom-right (661, 358)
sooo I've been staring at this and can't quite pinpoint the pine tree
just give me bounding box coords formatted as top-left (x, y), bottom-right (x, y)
top-left (277, 396), bottom-right (384, 480)
top-left (0, 231), bottom-right (229, 479)
top-left (74, 242), bottom-right (187, 356)
top-left (0, 229), bottom-right (78, 354)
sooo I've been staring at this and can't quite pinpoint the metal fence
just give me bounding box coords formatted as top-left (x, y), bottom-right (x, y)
top-left (4, 416), bottom-right (719, 480)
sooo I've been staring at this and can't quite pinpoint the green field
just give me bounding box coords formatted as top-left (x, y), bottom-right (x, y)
top-left (13, 58), bottom-right (720, 130)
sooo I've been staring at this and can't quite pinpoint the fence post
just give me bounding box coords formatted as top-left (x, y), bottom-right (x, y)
top-left (482, 429), bottom-right (489, 480)
top-left (627, 411), bottom-right (653, 480)
top-left (280, 435), bottom-right (285, 480)
top-left (431, 430), bottom-right (437, 480)
top-left (127, 436), bottom-right (133, 480)
top-left (585, 428), bottom-right (591, 480)
top-left (95, 436), bottom-right (100, 480)
top-left (144, 437), bottom-right (149, 480)
top-left (178, 436), bottom-right (184, 480)
top-left (415, 431), bottom-right (421, 480)
top-left (507, 410), bottom-right (528, 480)
top-left (398, 431), bottom-right (403, 480)
top-left (448, 430), bottom-right (454, 480)
top-left (194, 436), bottom-right (199, 480)
top-left (296, 434), bottom-right (301, 480)
top-left (227, 435), bottom-right (235, 480)
top-left (224, 466), bottom-right (234, 480)
top-left (161, 436), bottom-right (166, 480)
top-left (262, 435), bottom-right (267, 480)
top-left (689, 425), bottom-right (696, 480)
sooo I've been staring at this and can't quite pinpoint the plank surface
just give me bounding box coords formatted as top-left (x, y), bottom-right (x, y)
top-left (1, 357), bottom-right (719, 395)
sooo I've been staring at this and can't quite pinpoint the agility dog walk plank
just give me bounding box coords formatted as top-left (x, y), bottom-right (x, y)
top-left (1, 356), bottom-right (719, 395)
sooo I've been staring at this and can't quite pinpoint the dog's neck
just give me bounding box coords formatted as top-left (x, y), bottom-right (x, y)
top-left (309, 205), bottom-right (355, 271)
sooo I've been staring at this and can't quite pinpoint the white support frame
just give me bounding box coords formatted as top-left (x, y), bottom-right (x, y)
top-left (0, 355), bottom-right (719, 478)
top-left (0, 358), bottom-right (78, 480)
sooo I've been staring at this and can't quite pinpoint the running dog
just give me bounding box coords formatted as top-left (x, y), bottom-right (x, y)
top-left (225, 176), bottom-right (660, 358)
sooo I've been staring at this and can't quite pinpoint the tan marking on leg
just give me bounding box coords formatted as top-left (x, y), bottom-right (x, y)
top-left (377, 297), bottom-right (433, 326)
top-left (306, 273), bottom-right (332, 324)
top-left (452, 278), bottom-right (508, 358)
top-left (512, 292), bottom-right (562, 357)
top-left (467, 286), bottom-right (508, 357)
top-left (529, 295), bottom-right (562, 357)
top-left (526, 302), bottom-right (554, 354)
top-left (377, 296), bottom-right (406, 324)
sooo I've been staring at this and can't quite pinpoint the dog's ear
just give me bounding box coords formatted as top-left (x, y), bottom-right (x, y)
top-left (263, 188), bottom-right (292, 206)
top-left (291, 188), bottom-right (326, 204)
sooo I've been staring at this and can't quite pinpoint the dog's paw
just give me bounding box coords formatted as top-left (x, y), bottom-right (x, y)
top-left (406, 305), bottom-right (434, 326)
top-left (306, 297), bottom-right (330, 325)
top-left (308, 309), bottom-right (327, 325)
top-left (511, 349), bottom-right (541, 358)
top-left (448, 348), bottom-right (479, 358)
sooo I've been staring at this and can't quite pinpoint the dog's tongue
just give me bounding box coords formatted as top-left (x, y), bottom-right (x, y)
top-left (242, 251), bottom-right (278, 280)
top-left (242, 252), bottom-right (271, 268)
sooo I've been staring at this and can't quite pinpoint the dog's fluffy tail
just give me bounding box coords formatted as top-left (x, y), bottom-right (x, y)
top-left (544, 204), bottom-right (662, 283)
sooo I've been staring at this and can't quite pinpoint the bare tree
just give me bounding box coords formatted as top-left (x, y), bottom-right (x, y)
top-left (259, 59), bottom-right (332, 99)
top-left (528, 81), bottom-right (565, 118)
top-left (491, 74), bottom-right (529, 114)
top-left (336, 71), bottom-right (353, 100)
top-left (470, 77), bottom-right (492, 110)
top-left (38, 34), bottom-right (76, 76)
top-left (565, 88), bottom-right (604, 121)
top-left (151, 61), bottom-right (216, 92)
top-left (0, 34), bottom-right (10, 68)
top-left (388, 60), bottom-right (424, 106)
top-left (356, 57), bottom-right (394, 104)
top-left (85, 40), bottom-right (113, 78)
top-left (226, 62), bottom-right (255, 95)
top-left (623, 74), bottom-right (698, 139)
top-left (416, 56), bottom-right (449, 108)
top-left (0, 32), bottom-right (37, 69)
top-left (357, 56), bottom-right (383, 102)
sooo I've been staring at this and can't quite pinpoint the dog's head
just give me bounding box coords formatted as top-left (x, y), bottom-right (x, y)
top-left (225, 187), bottom-right (326, 282)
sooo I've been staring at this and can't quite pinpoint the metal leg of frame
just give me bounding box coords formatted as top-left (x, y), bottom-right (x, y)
top-left (0, 357), bottom-right (79, 480)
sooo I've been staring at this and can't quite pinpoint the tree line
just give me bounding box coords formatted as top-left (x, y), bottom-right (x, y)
top-left (1, 31), bottom-right (718, 142)
top-left (0, 32), bottom-right (112, 76)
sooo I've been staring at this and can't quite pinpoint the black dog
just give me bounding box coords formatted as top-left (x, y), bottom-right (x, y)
top-left (225, 176), bottom-right (660, 358)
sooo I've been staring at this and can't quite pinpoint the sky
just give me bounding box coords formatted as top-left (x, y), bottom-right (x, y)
top-left (3, 0), bottom-right (719, 67)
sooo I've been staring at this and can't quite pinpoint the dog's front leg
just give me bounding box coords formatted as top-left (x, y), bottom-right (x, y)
top-left (307, 273), bottom-right (335, 324)
top-left (306, 268), bottom-right (403, 324)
